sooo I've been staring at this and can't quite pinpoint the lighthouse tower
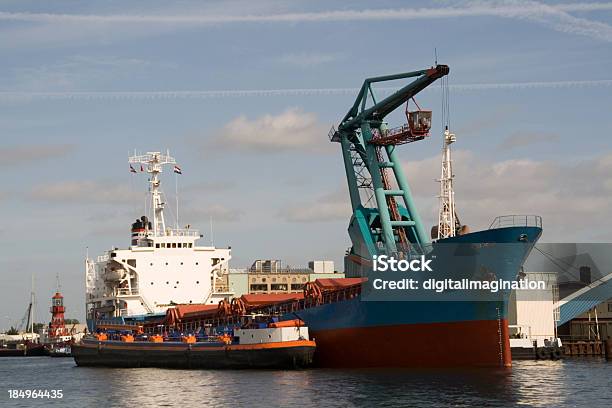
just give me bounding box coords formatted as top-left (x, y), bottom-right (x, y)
top-left (49, 292), bottom-right (68, 339)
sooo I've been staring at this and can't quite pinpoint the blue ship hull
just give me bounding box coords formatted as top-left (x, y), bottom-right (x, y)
top-left (283, 226), bottom-right (542, 367)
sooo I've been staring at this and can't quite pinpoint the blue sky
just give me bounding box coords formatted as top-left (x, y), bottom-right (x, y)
top-left (0, 0), bottom-right (611, 327)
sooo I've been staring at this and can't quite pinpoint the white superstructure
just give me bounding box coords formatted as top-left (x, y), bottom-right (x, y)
top-left (86, 151), bottom-right (232, 321)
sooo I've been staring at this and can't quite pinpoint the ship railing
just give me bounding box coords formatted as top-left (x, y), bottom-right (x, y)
top-left (165, 228), bottom-right (200, 237)
top-left (488, 215), bottom-right (542, 230)
top-left (115, 288), bottom-right (139, 296)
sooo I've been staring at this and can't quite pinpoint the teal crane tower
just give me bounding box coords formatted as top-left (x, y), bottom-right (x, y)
top-left (330, 64), bottom-right (450, 276)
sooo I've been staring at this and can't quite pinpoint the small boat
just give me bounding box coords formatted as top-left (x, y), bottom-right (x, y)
top-left (72, 319), bottom-right (315, 369)
top-left (0, 342), bottom-right (47, 357)
top-left (47, 344), bottom-right (72, 358)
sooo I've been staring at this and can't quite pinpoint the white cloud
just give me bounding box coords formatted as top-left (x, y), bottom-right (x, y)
top-left (28, 180), bottom-right (141, 204)
top-left (279, 189), bottom-right (350, 223)
top-left (403, 150), bottom-right (612, 241)
top-left (209, 108), bottom-right (331, 153)
top-left (0, 144), bottom-right (75, 166)
top-left (276, 52), bottom-right (344, 67)
top-left (498, 131), bottom-right (560, 149)
top-left (7, 55), bottom-right (174, 91)
top-left (180, 204), bottom-right (243, 223)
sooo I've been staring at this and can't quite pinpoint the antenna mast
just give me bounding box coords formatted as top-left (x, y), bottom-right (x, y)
top-left (436, 127), bottom-right (459, 239)
top-left (129, 151), bottom-right (176, 236)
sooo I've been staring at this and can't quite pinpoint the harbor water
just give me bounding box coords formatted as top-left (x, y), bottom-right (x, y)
top-left (1, 357), bottom-right (610, 407)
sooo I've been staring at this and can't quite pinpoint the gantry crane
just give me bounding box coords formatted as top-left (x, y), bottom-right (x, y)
top-left (329, 64), bottom-right (449, 276)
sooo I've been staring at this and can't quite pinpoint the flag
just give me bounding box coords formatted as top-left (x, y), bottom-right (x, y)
top-left (140, 164), bottom-right (144, 172)
top-left (129, 165), bottom-right (137, 173)
top-left (174, 165), bottom-right (182, 174)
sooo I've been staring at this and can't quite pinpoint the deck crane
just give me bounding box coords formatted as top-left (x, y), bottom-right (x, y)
top-left (329, 64), bottom-right (449, 276)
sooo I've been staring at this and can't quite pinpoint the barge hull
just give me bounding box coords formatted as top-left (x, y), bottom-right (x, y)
top-left (72, 341), bottom-right (315, 369)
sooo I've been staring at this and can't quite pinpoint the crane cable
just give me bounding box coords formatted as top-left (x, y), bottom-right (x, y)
top-left (441, 75), bottom-right (451, 134)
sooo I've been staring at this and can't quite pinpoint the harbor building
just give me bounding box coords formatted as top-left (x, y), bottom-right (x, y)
top-left (227, 259), bottom-right (343, 297)
top-left (508, 271), bottom-right (559, 343)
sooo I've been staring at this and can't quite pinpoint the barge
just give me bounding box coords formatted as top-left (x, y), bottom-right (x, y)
top-left (73, 319), bottom-right (315, 369)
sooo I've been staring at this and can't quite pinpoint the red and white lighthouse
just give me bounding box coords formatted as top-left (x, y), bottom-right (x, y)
top-left (49, 292), bottom-right (68, 339)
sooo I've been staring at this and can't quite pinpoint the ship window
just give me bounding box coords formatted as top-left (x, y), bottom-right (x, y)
top-left (180, 262), bottom-right (183, 265)
top-left (156, 243), bottom-right (160, 248)
top-left (178, 243), bottom-right (182, 248)
top-left (150, 282), bottom-right (153, 285)
top-left (196, 262), bottom-right (199, 266)
top-left (172, 243), bottom-right (177, 248)
top-left (161, 243), bottom-right (165, 248)
top-left (165, 262), bottom-right (168, 266)
top-left (127, 259), bottom-right (136, 267)
top-left (188, 243), bottom-right (193, 248)
top-left (166, 281), bottom-right (169, 284)
top-left (196, 281), bottom-right (199, 284)
top-left (176, 281), bottom-right (179, 284)
top-left (150, 263), bottom-right (153, 266)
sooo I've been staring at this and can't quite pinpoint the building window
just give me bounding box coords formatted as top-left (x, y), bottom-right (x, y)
top-left (250, 284), bottom-right (268, 292)
top-left (271, 284), bottom-right (288, 291)
top-left (291, 283), bottom-right (305, 290)
top-left (608, 303), bottom-right (612, 313)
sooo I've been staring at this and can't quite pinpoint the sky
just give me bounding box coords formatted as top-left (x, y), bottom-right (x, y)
top-left (0, 0), bottom-right (611, 328)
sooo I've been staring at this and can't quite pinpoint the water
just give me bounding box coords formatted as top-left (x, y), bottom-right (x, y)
top-left (1, 357), bottom-right (610, 407)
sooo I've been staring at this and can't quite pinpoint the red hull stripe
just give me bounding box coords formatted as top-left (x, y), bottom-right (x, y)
top-left (310, 319), bottom-right (511, 368)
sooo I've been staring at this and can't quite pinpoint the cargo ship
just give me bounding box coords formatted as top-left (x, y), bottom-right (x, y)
top-left (86, 64), bottom-right (542, 368)
top-left (73, 319), bottom-right (315, 369)
top-left (85, 151), bottom-right (233, 330)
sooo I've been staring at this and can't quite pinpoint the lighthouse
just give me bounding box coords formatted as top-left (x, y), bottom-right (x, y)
top-left (49, 292), bottom-right (68, 339)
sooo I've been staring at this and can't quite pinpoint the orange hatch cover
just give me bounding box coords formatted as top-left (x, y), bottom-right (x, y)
top-left (314, 278), bottom-right (366, 290)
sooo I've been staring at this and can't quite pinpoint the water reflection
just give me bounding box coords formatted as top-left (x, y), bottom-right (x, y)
top-left (0, 357), bottom-right (610, 407)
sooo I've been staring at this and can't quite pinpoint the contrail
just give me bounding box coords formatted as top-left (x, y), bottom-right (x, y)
top-left (1, 1), bottom-right (610, 43)
top-left (0, 2), bottom-right (610, 24)
top-left (1, 80), bottom-right (611, 102)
